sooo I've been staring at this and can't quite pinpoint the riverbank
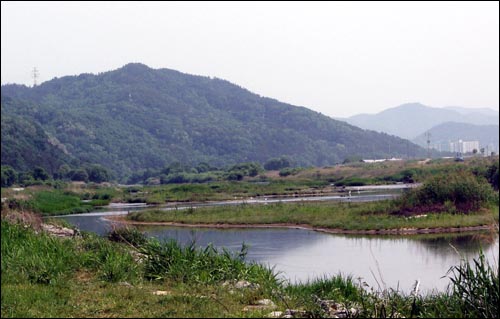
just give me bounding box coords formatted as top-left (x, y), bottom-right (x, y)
top-left (113, 200), bottom-right (499, 235)
top-left (107, 214), bottom-right (496, 235)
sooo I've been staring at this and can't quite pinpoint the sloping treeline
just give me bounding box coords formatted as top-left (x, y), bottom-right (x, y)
top-left (1, 63), bottom-right (426, 182)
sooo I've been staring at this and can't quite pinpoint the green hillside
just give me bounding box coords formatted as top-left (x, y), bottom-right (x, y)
top-left (1, 63), bottom-right (425, 180)
top-left (1, 98), bottom-right (76, 175)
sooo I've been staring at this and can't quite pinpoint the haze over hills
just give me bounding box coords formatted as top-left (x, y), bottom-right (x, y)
top-left (1, 63), bottom-right (426, 180)
top-left (344, 103), bottom-right (499, 139)
top-left (443, 106), bottom-right (499, 117)
top-left (412, 122), bottom-right (499, 153)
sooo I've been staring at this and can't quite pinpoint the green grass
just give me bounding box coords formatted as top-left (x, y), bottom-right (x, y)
top-left (0, 276), bottom-right (276, 318)
top-left (127, 201), bottom-right (499, 231)
top-left (28, 190), bottom-right (93, 216)
top-left (1, 221), bottom-right (281, 317)
top-left (128, 180), bottom-right (329, 204)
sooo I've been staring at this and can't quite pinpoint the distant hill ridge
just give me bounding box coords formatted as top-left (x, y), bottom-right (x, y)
top-left (412, 122), bottom-right (499, 153)
top-left (1, 63), bottom-right (425, 179)
top-left (345, 102), bottom-right (498, 139)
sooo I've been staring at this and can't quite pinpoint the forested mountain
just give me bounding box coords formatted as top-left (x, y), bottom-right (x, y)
top-left (412, 122), bottom-right (499, 152)
top-left (345, 103), bottom-right (499, 139)
top-left (1, 63), bottom-right (426, 180)
top-left (1, 97), bottom-right (76, 174)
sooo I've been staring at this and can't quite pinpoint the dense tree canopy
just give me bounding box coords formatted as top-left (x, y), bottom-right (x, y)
top-left (264, 157), bottom-right (291, 170)
top-left (1, 63), bottom-right (426, 181)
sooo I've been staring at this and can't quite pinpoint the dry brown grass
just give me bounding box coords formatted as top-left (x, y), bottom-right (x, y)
top-left (1, 209), bottom-right (43, 230)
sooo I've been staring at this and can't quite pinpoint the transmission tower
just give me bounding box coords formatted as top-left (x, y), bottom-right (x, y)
top-left (32, 67), bottom-right (39, 87)
top-left (425, 132), bottom-right (431, 158)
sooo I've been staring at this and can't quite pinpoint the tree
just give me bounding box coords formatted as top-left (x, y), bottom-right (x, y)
top-left (70, 169), bottom-right (89, 182)
top-left (196, 162), bottom-right (212, 173)
top-left (486, 162), bottom-right (499, 190)
top-left (228, 162), bottom-right (262, 177)
top-left (1, 165), bottom-right (17, 187)
top-left (18, 172), bottom-right (34, 185)
top-left (85, 164), bottom-right (111, 183)
top-left (167, 162), bottom-right (187, 174)
top-left (264, 157), bottom-right (291, 170)
top-left (226, 171), bottom-right (244, 181)
top-left (33, 166), bottom-right (50, 181)
top-left (55, 164), bottom-right (71, 180)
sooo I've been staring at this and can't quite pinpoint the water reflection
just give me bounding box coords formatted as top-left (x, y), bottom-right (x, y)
top-left (416, 232), bottom-right (496, 254)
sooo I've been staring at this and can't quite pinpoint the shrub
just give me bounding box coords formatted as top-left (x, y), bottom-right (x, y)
top-left (264, 157), bottom-right (291, 170)
top-left (1, 165), bottom-right (18, 187)
top-left (279, 167), bottom-right (304, 177)
top-left (226, 171), bottom-right (244, 181)
top-left (32, 166), bottom-right (50, 181)
top-left (228, 162), bottom-right (262, 177)
top-left (398, 170), bottom-right (495, 214)
top-left (70, 169), bottom-right (89, 182)
top-left (161, 173), bottom-right (190, 184)
top-left (486, 161), bottom-right (499, 190)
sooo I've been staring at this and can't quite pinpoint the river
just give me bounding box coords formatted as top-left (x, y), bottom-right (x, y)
top-left (56, 190), bottom-right (499, 294)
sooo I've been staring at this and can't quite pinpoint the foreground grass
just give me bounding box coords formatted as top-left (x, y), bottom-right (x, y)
top-left (2, 219), bottom-right (498, 318)
top-left (1, 220), bottom-right (279, 317)
top-left (127, 201), bottom-right (499, 231)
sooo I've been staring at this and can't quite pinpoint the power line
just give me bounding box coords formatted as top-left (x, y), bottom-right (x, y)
top-left (32, 67), bottom-right (39, 87)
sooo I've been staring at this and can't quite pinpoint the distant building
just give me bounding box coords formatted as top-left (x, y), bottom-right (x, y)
top-left (449, 140), bottom-right (480, 154)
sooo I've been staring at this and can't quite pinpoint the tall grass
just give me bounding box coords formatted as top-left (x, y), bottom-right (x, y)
top-left (447, 251), bottom-right (499, 318)
top-left (140, 238), bottom-right (278, 288)
top-left (287, 253), bottom-right (499, 318)
top-left (1, 221), bottom-right (78, 285)
top-left (1, 221), bottom-right (140, 284)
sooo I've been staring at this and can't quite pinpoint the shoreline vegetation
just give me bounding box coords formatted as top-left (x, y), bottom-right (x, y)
top-left (119, 168), bottom-right (499, 235)
top-left (109, 214), bottom-right (497, 235)
top-left (2, 157), bottom-right (498, 236)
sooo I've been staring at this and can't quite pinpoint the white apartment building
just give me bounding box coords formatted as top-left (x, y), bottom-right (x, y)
top-left (449, 140), bottom-right (480, 154)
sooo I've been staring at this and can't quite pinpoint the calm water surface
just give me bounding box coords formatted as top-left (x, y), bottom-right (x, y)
top-left (60, 208), bottom-right (499, 294)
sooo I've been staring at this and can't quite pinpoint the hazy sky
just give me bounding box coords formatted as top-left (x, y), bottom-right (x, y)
top-left (1, 1), bottom-right (499, 117)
